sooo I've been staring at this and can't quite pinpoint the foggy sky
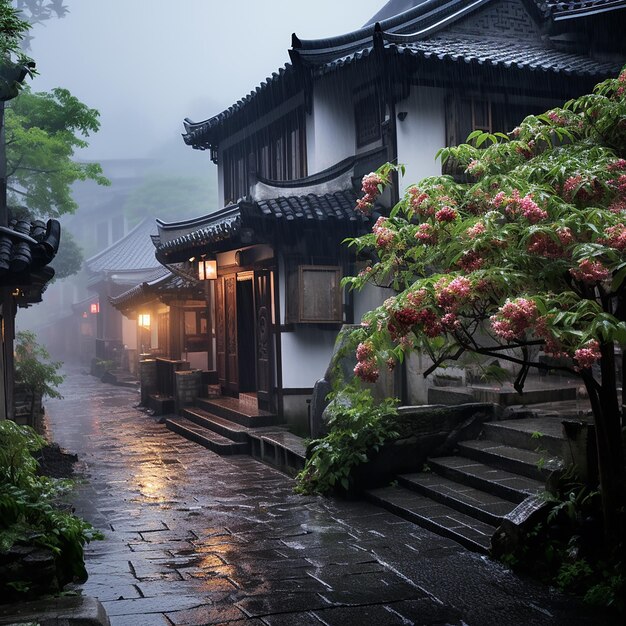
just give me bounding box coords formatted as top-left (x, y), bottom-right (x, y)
top-left (26, 1), bottom-right (384, 162)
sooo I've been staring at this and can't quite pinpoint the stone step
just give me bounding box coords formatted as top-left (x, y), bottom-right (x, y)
top-left (428, 456), bottom-right (545, 504)
top-left (468, 383), bottom-right (577, 406)
top-left (249, 430), bottom-right (307, 475)
top-left (196, 397), bottom-right (280, 427)
top-left (458, 439), bottom-right (561, 481)
top-left (165, 416), bottom-right (249, 455)
top-left (365, 485), bottom-right (495, 553)
top-left (482, 418), bottom-right (564, 457)
top-left (397, 472), bottom-right (519, 526)
top-left (182, 408), bottom-right (250, 443)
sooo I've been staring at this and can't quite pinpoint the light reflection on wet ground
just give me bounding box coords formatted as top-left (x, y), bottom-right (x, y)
top-left (44, 366), bottom-right (616, 626)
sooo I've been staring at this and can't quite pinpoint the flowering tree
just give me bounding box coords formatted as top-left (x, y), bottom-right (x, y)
top-left (345, 71), bottom-right (626, 547)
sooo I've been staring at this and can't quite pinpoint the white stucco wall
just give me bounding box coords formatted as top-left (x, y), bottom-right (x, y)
top-left (309, 74), bottom-right (355, 174)
top-left (395, 86), bottom-right (447, 194)
top-left (122, 316), bottom-right (137, 350)
top-left (353, 282), bottom-right (395, 325)
top-left (280, 328), bottom-right (337, 389)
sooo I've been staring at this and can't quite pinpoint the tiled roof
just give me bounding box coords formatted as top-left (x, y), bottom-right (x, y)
top-left (257, 190), bottom-right (361, 221)
top-left (85, 218), bottom-right (160, 274)
top-left (182, 64), bottom-right (295, 150)
top-left (155, 212), bottom-right (242, 256)
top-left (0, 217), bottom-right (60, 278)
top-left (390, 36), bottom-right (621, 76)
top-left (155, 190), bottom-right (365, 261)
top-left (110, 267), bottom-right (200, 311)
top-left (183, 0), bottom-right (624, 148)
top-left (536, 0), bottom-right (626, 19)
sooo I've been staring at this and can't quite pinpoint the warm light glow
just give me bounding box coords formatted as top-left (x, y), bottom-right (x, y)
top-left (82, 311), bottom-right (88, 318)
top-left (138, 313), bottom-right (151, 328)
top-left (198, 258), bottom-right (217, 280)
top-left (90, 302), bottom-right (100, 314)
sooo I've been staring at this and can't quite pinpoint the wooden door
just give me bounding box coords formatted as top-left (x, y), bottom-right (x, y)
top-left (215, 277), bottom-right (226, 387)
top-left (254, 269), bottom-right (273, 409)
top-left (224, 275), bottom-right (239, 392)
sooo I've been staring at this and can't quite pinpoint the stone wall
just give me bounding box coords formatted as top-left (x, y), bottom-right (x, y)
top-left (139, 358), bottom-right (157, 406)
top-left (174, 369), bottom-right (201, 413)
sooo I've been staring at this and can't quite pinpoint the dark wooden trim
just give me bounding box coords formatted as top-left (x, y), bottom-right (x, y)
top-left (282, 387), bottom-right (314, 396)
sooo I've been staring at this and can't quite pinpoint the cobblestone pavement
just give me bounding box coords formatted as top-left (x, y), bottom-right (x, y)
top-left (44, 367), bottom-right (612, 626)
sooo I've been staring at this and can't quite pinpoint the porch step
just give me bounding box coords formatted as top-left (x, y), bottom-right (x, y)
top-left (457, 439), bottom-right (560, 481)
top-left (428, 456), bottom-right (544, 504)
top-left (364, 412), bottom-right (568, 553)
top-left (396, 472), bottom-right (519, 526)
top-left (165, 416), bottom-right (250, 455)
top-left (249, 430), bottom-right (307, 476)
top-left (482, 418), bottom-right (564, 457)
top-left (365, 485), bottom-right (495, 553)
top-left (182, 408), bottom-right (250, 443)
top-left (196, 396), bottom-right (281, 427)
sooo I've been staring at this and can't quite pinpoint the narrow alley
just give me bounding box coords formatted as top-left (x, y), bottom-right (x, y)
top-left (44, 367), bottom-right (612, 626)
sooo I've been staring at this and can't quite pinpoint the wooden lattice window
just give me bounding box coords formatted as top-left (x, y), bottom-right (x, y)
top-left (355, 93), bottom-right (381, 148)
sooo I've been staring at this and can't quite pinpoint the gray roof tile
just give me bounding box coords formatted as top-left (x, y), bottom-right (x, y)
top-left (85, 218), bottom-right (160, 274)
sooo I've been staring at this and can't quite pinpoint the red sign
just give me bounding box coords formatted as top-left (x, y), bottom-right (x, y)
top-left (90, 302), bottom-right (100, 314)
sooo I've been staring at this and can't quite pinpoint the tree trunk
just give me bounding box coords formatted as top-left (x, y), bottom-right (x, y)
top-left (583, 344), bottom-right (625, 550)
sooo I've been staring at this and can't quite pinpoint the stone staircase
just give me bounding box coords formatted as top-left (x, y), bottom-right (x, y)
top-left (165, 397), bottom-right (306, 474)
top-left (365, 416), bottom-right (565, 553)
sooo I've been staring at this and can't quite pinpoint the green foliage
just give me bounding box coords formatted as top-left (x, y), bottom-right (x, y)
top-left (499, 474), bottom-right (623, 614)
top-left (49, 230), bottom-right (82, 280)
top-left (347, 66), bottom-right (626, 547)
top-left (5, 86), bottom-right (109, 218)
top-left (0, 421), bottom-right (102, 601)
top-left (14, 330), bottom-right (64, 401)
top-left (347, 69), bottom-right (626, 378)
top-left (295, 384), bottom-right (399, 495)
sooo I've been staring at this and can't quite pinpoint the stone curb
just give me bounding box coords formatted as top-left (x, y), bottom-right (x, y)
top-left (0, 596), bottom-right (109, 626)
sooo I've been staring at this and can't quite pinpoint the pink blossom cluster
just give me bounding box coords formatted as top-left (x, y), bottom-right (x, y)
top-left (535, 317), bottom-right (568, 358)
top-left (492, 191), bottom-right (506, 208)
top-left (547, 110), bottom-right (568, 126)
top-left (569, 259), bottom-right (610, 284)
top-left (607, 159), bottom-right (626, 172)
top-left (466, 160), bottom-right (485, 177)
top-left (372, 216), bottom-right (395, 249)
top-left (514, 142), bottom-right (534, 160)
top-left (574, 340), bottom-right (601, 370)
top-left (415, 223), bottom-right (437, 244)
top-left (458, 250), bottom-right (484, 272)
top-left (435, 206), bottom-right (458, 223)
top-left (408, 187), bottom-right (432, 216)
top-left (504, 190), bottom-right (548, 223)
top-left (600, 223), bottom-right (626, 250)
top-left (617, 71), bottom-right (626, 97)
top-left (490, 298), bottom-right (538, 341)
top-left (466, 221), bottom-right (486, 239)
top-left (354, 341), bottom-right (379, 383)
top-left (562, 174), bottom-right (603, 205)
top-left (356, 172), bottom-right (384, 214)
top-left (387, 306), bottom-right (442, 339)
top-left (435, 276), bottom-right (472, 312)
top-left (406, 289), bottom-right (426, 308)
top-left (527, 227), bottom-right (573, 258)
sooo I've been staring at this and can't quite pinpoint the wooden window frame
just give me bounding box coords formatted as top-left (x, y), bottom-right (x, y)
top-left (355, 93), bottom-right (381, 148)
top-left (287, 264), bottom-right (342, 324)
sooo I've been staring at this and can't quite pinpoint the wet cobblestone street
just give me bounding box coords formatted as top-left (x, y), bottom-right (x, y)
top-left (44, 367), bottom-right (612, 625)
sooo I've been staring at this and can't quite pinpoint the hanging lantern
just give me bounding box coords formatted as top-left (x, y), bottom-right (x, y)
top-left (198, 258), bottom-right (217, 280)
top-left (138, 313), bottom-right (151, 328)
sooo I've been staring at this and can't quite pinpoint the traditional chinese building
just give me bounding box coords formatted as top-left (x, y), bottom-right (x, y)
top-left (130, 0), bottom-right (624, 434)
